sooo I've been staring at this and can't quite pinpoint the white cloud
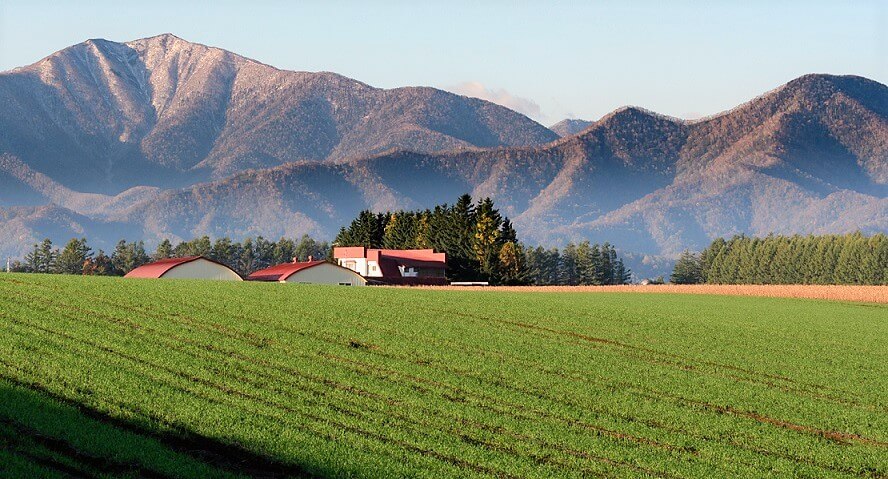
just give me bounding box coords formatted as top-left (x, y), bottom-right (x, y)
top-left (447, 81), bottom-right (544, 121)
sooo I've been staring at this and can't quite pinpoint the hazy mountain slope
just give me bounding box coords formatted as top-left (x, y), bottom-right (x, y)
top-left (0, 34), bottom-right (556, 194)
top-left (0, 50), bottom-right (885, 270)
top-left (0, 205), bottom-right (140, 258)
top-left (569, 74), bottom-right (888, 254)
top-left (549, 118), bottom-right (592, 137)
top-left (110, 74), bottom-right (887, 258)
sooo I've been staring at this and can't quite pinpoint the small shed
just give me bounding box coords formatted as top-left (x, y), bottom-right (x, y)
top-left (124, 256), bottom-right (242, 281)
top-left (247, 260), bottom-right (366, 286)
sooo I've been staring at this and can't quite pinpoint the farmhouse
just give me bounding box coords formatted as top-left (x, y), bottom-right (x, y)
top-left (333, 247), bottom-right (447, 285)
top-left (246, 259), bottom-right (367, 286)
top-left (124, 256), bottom-right (243, 281)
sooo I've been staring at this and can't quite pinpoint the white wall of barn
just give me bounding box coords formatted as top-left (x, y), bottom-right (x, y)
top-left (286, 263), bottom-right (367, 286)
top-left (160, 259), bottom-right (243, 281)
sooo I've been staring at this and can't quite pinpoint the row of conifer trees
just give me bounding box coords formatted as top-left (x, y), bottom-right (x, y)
top-left (10, 196), bottom-right (632, 285)
top-left (671, 233), bottom-right (888, 285)
top-left (334, 195), bottom-right (631, 285)
top-left (11, 235), bottom-right (331, 277)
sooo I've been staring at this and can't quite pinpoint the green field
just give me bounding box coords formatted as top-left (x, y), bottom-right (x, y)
top-left (0, 274), bottom-right (885, 478)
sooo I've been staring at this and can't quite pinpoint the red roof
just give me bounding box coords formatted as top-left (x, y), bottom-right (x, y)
top-left (373, 250), bottom-right (446, 273)
top-left (124, 256), bottom-right (239, 279)
top-left (246, 260), bottom-right (329, 282)
top-left (334, 247), bottom-right (446, 270)
top-left (333, 247), bottom-right (446, 280)
top-left (367, 248), bottom-right (445, 263)
top-left (333, 246), bottom-right (366, 259)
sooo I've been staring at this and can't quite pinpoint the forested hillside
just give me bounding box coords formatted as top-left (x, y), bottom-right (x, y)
top-left (0, 34), bottom-right (885, 270)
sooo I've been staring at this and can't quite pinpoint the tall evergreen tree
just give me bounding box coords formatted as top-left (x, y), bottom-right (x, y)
top-left (56, 238), bottom-right (92, 274)
top-left (472, 198), bottom-right (503, 281)
top-left (154, 239), bottom-right (173, 260)
top-left (84, 250), bottom-right (112, 276)
top-left (253, 236), bottom-right (276, 270)
top-left (613, 257), bottom-right (631, 285)
top-left (211, 237), bottom-right (238, 266)
top-left (500, 218), bottom-right (518, 244)
top-left (671, 250), bottom-right (703, 284)
top-left (498, 241), bottom-right (528, 285)
top-left (273, 238), bottom-right (296, 264)
top-left (26, 239), bottom-right (57, 274)
top-left (294, 234), bottom-right (329, 262)
top-left (383, 213), bottom-right (418, 250)
top-left (560, 242), bottom-right (579, 286)
top-left (238, 238), bottom-right (257, 275)
top-left (111, 240), bottom-right (149, 275)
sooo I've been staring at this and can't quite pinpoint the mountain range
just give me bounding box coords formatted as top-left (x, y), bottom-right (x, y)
top-left (1, 34), bottom-right (886, 276)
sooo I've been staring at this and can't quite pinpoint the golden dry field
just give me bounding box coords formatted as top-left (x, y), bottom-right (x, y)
top-left (416, 284), bottom-right (888, 303)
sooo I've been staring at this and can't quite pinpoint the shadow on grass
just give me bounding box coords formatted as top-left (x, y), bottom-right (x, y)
top-left (0, 378), bottom-right (322, 478)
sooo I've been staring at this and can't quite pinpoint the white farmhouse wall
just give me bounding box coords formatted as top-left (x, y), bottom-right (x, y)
top-left (366, 260), bottom-right (382, 277)
top-left (338, 257), bottom-right (371, 276)
top-left (160, 259), bottom-right (242, 281)
top-left (287, 263), bottom-right (367, 286)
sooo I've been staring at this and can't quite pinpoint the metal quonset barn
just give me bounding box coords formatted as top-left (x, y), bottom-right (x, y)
top-left (124, 256), bottom-right (243, 281)
top-left (246, 260), bottom-right (367, 286)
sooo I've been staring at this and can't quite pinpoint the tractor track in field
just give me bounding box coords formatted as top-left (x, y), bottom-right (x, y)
top-left (0, 417), bottom-right (175, 479)
top-left (1, 281), bottom-right (884, 477)
top-left (387, 305), bottom-right (888, 446)
top-left (0, 373), bottom-right (315, 479)
top-left (0, 323), bottom-right (518, 479)
top-left (412, 284), bottom-right (888, 304)
top-left (319, 352), bottom-right (883, 478)
top-left (2, 284), bottom-right (727, 455)
top-left (0, 298), bottom-right (688, 478)
top-left (12, 284), bottom-right (879, 472)
top-left (423, 305), bottom-right (879, 411)
top-left (4, 301), bottom-right (675, 478)
top-left (9, 278), bottom-right (856, 406)
top-left (1, 290), bottom-right (708, 478)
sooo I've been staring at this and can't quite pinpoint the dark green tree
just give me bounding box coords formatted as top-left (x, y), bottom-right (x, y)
top-left (56, 238), bottom-right (92, 274)
top-left (273, 237), bottom-right (296, 264)
top-left (472, 198), bottom-right (503, 281)
top-left (25, 239), bottom-right (56, 274)
top-left (559, 242), bottom-right (579, 286)
top-left (671, 250), bottom-right (703, 284)
top-left (111, 240), bottom-right (149, 275)
top-left (498, 241), bottom-right (528, 285)
top-left (153, 239), bottom-right (173, 260)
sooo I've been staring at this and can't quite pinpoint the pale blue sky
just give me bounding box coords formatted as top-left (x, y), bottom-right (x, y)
top-left (1, 1), bottom-right (884, 124)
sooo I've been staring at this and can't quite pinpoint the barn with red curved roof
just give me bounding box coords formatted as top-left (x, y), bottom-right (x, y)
top-left (247, 260), bottom-right (366, 286)
top-left (124, 256), bottom-right (242, 281)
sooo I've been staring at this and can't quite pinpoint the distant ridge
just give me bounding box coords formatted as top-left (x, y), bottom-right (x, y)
top-left (0, 35), bottom-right (885, 276)
top-left (549, 118), bottom-right (592, 137)
top-left (0, 34), bottom-right (557, 192)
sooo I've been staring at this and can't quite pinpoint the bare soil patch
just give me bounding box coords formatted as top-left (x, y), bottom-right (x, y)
top-left (412, 284), bottom-right (888, 303)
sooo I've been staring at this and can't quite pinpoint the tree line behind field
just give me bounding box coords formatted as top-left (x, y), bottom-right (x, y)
top-left (334, 194), bottom-right (631, 285)
top-left (7, 195), bottom-right (633, 286)
top-left (671, 233), bottom-right (888, 285)
top-left (9, 235), bottom-right (331, 278)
